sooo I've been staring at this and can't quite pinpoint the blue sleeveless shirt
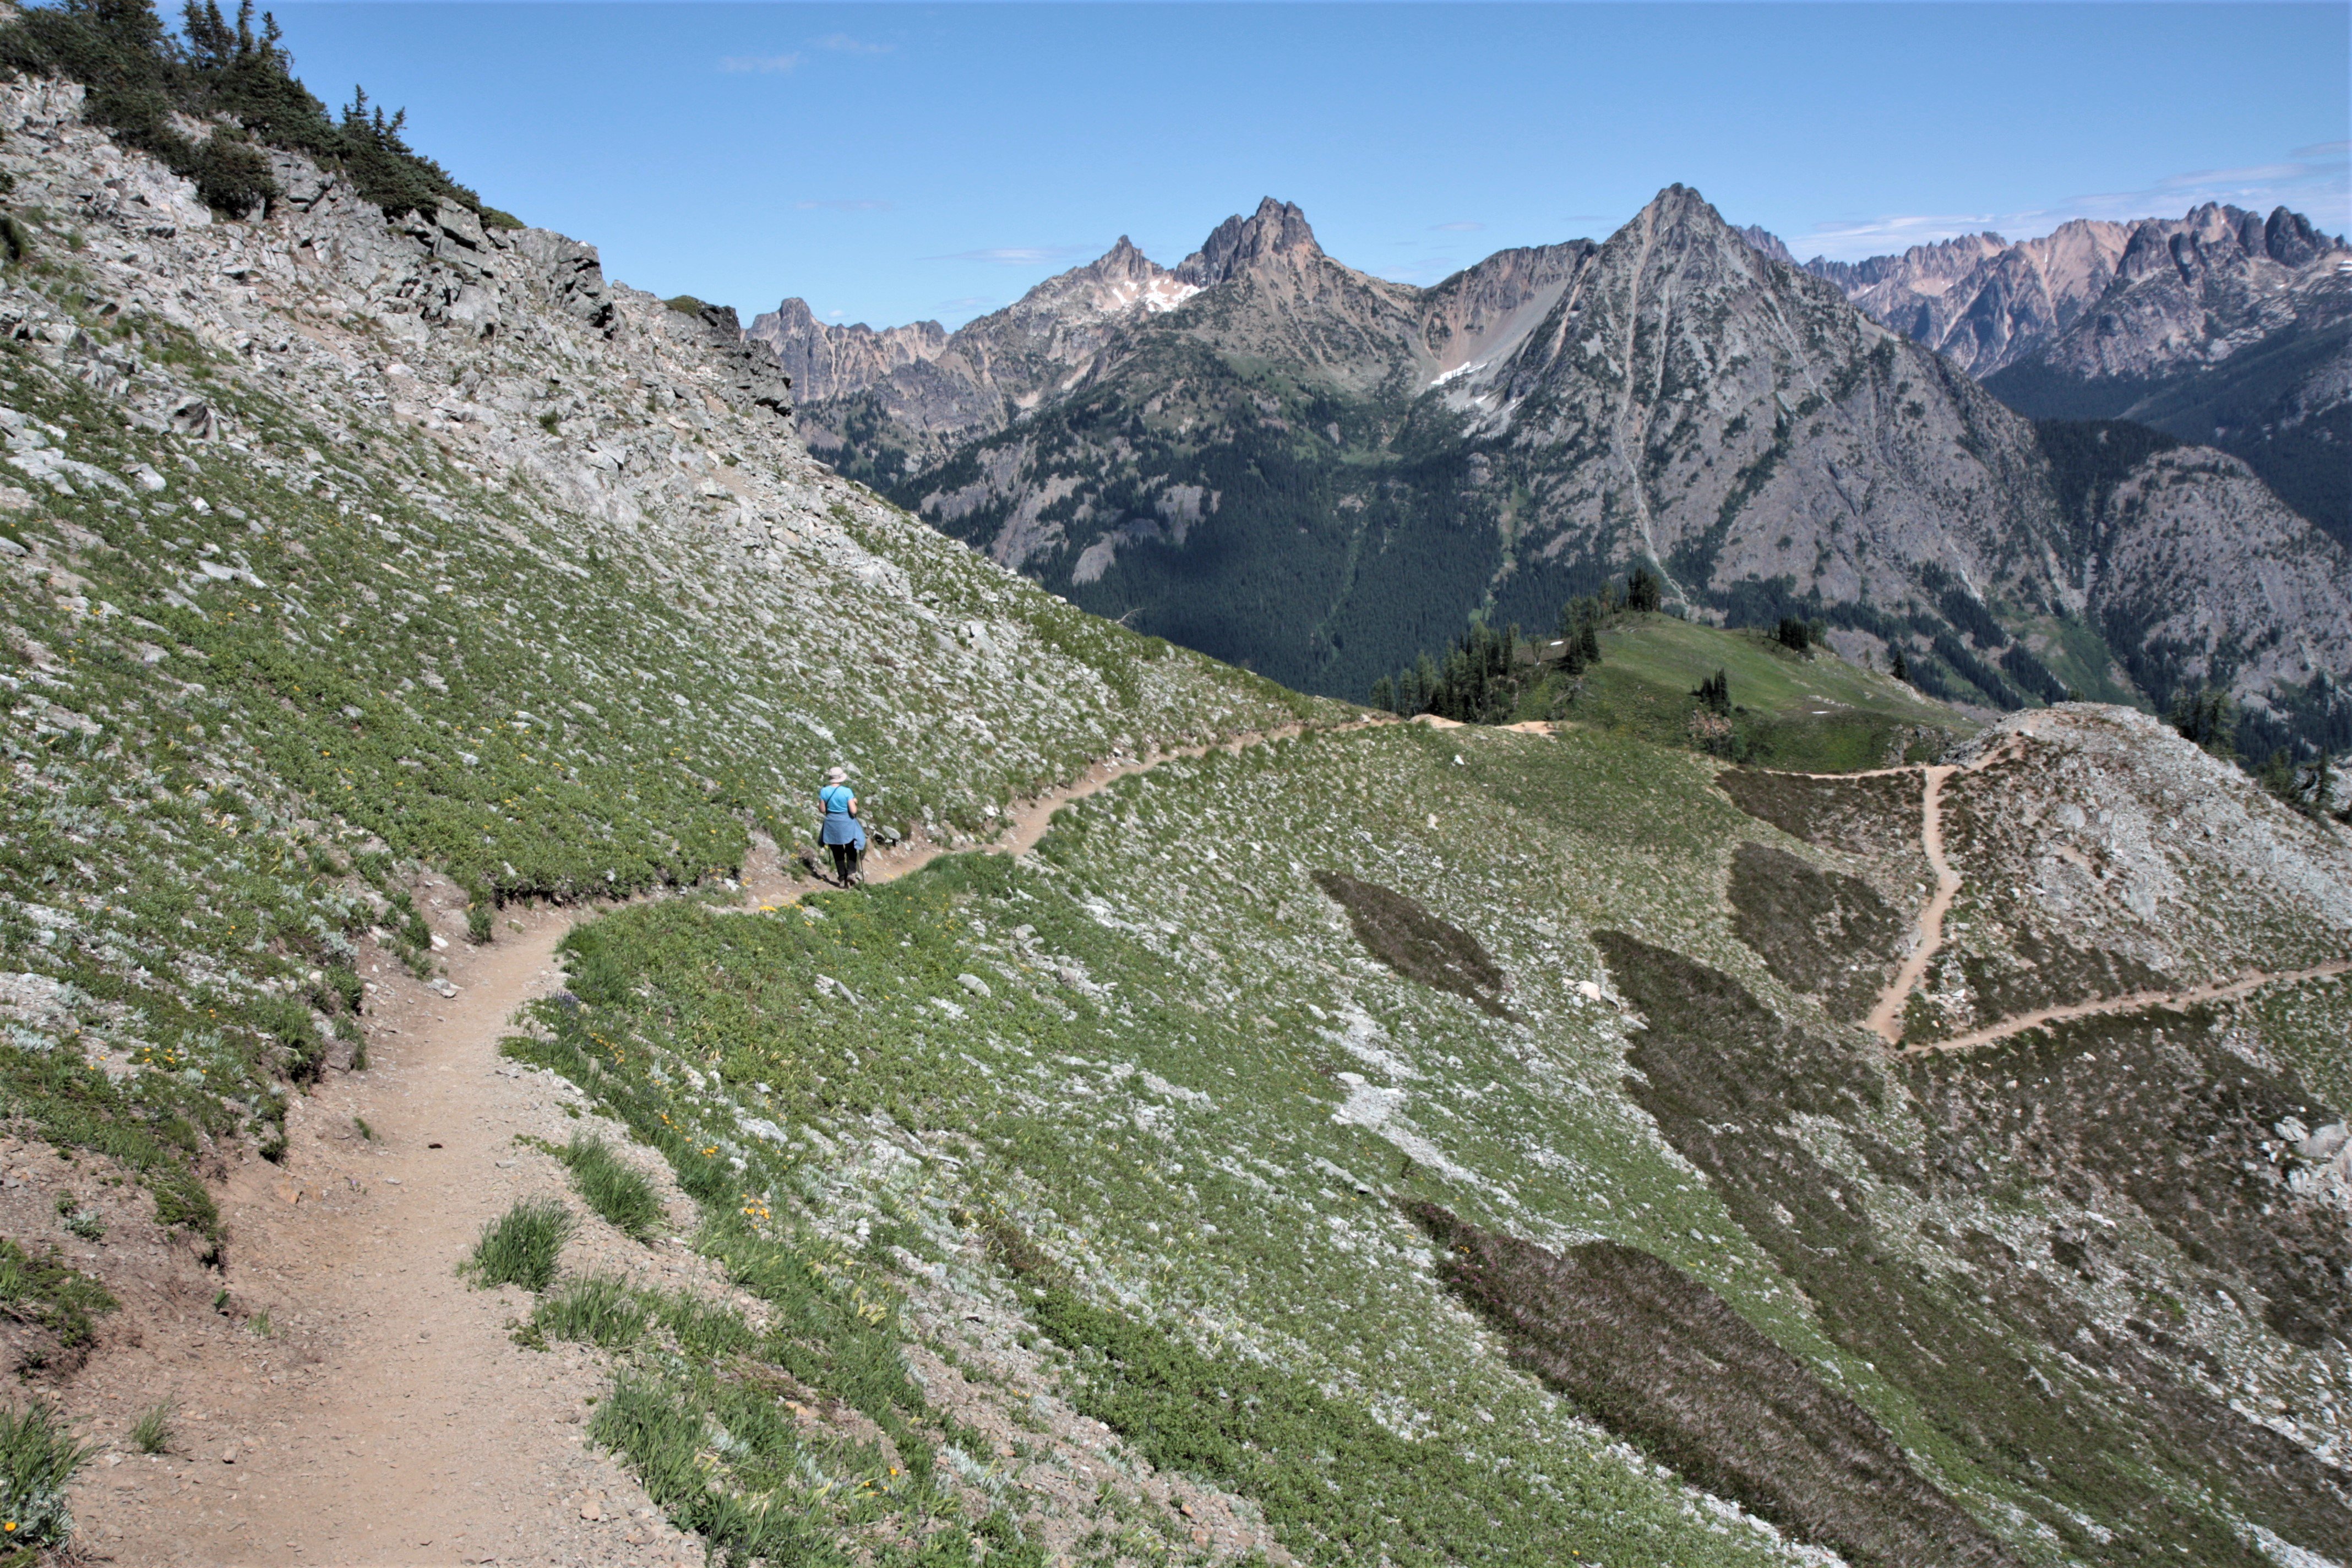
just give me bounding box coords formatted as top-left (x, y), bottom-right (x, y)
top-left (819, 783), bottom-right (865, 848)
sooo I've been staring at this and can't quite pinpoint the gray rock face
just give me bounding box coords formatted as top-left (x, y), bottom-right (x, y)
top-left (1417, 241), bottom-right (1594, 379)
top-left (1173, 197), bottom-right (1321, 287)
top-left (2034, 203), bottom-right (2348, 383)
top-left (744, 297), bottom-right (945, 404)
top-left (1756, 206), bottom-right (2352, 543)
top-left (1768, 205), bottom-right (2349, 383)
top-left (1787, 225), bottom-right (2122, 377)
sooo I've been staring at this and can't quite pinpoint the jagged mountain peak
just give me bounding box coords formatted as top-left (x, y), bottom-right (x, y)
top-left (1735, 224), bottom-right (1796, 265)
top-left (1013, 234), bottom-right (1196, 318)
top-left (1175, 196), bottom-right (1324, 286)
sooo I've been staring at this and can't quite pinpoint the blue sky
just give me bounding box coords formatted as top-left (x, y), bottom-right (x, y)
top-left (269, 3), bottom-right (2350, 330)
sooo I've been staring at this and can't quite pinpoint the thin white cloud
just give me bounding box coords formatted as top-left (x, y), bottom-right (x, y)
top-left (2292, 140), bottom-right (2350, 160)
top-left (797, 199), bottom-right (893, 213)
top-left (811, 32), bottom-right (892, 55)
top-left (719, 53), bottom-right (799, 74)
top-left (2157, 162), bottom-right (2307, 189)
top-left (1430, 220), bottom-right (1485, 232)
top-left (930, 246), bottom-right (1095, 266)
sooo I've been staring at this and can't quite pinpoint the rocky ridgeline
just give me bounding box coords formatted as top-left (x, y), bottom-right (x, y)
top-left (1754, 204), bottom-right (2352, 549)
top-left (822, 183), bottom-right (2352, 721)
top-left (1784, 204), bottom-right (2346, 382)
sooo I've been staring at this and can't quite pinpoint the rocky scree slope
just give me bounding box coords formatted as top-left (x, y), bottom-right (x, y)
top-left (1760, 205), bottom-right (2352, 549)
top-left (504, 703), bottom-right (2352, 1568)
top-left (816, 187), bottom-right (2352, 743)
top-left (0, 70), bottom-right (1319, 1414)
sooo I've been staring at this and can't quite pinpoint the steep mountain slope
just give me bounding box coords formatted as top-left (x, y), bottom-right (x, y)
top-left (1771, 207), bottom-right (2352, 547)
top-left (1983, 209), bottom-right (2352, 548)
top-left (866, 189), bottom-right (2352, 747)
top-left (4, 48), bottom-right (2352, 1568)
top-left (0, 64), bottom-right (1315, 1413)
top-left (1796, 224), bottom-right (2127, 377)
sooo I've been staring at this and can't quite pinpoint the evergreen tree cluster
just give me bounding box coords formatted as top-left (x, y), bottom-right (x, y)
top-left (2168, 687), bottom-right (2237, 757)
top-left (1371, 619), bottom-right (1532, 725)
top-left (1370, 579), bottom-right (1653, 722)
top-left (0, 0), bottom-right (502, 221)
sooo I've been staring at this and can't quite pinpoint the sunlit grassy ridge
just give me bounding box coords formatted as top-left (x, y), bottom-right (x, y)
top-left (515, 718), bottom-right (2352, 1565)
top-left (1535, 617), bottom-right (1972, 770)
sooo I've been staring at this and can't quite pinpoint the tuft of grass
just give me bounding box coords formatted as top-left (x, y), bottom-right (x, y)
top-left (557, 1134), bottom-right (665, 1241)
top-left (529, 1273), bottom-right (649, 1350)
top-left (462, 1197), bottom-right (573, 1292)
top-left (353, 1116), bottom-right (375, 1142)
top-left (130, 1401), bottom-right (173, 1455)
top-left (0, 1401), bottom-right (94, 1548)
top-left (247, 1310), bottom-right (272, 1338)
top-left (0, 1239), bottom-right (115, 1350)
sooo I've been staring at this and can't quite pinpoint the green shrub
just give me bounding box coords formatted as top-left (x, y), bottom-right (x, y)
top-left (0, 1401), bottom-right (92, 1548)
top-left (462, 1197), bottom-right (572, 1292)
top-left (0, 0), bottom-right (494, 221)
top-left (0, 1239), bottom-right (115, 1349)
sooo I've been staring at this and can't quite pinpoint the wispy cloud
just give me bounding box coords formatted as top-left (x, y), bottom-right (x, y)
top-left (811, 32), bottom-right (892, 55)
top-left (1429, 220), bottom-right (1484, 232)
top-left (2157, 162), bottom-right (2307, 189)
top-left (797, 199), bottom-right (893, 213)
top-left (719, 53), bottom-right (799, 74)
top-left (930, 245), bottom-right (1096, 266)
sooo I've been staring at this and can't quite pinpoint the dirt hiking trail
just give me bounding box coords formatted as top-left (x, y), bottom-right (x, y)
top-left (1864, 765), bottom-right (1961, 1043)
top-left (64, 723), bottom-right (1366, 1566)
top-left (1846, 738), bottom-right (2345, 1054)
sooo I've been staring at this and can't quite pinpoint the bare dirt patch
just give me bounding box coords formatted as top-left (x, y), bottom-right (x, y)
top-left (1407, 1201), bottom-right (2016, 1568)
top-left (56, 887), bottom-right (709, 1567)
top-left (1310, 869), bottom-right (1510, 1016)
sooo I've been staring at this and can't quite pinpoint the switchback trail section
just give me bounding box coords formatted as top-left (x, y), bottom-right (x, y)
top-left (64, 720), bottom-right (1365, 1567)
top-left (1822, 736), bottom-right (2346, 1055)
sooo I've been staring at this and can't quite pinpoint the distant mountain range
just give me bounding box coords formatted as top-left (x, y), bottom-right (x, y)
top-left (1741, 206), bottom-right (2351, 548)
top-left (759, 191), bottom-right (2352, 754)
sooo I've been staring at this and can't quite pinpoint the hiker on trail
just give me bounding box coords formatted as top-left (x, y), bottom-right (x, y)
top-left (818, 766), bottom-right (866, 886)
